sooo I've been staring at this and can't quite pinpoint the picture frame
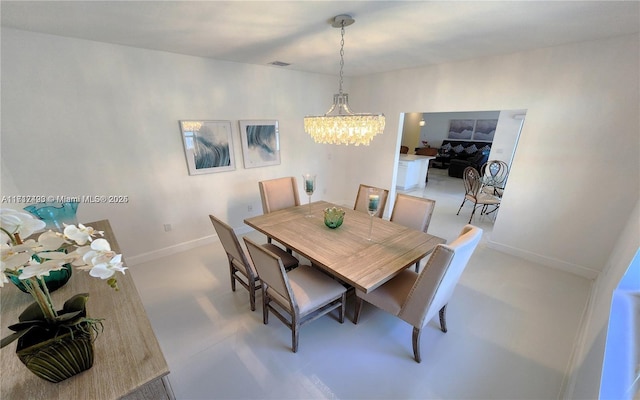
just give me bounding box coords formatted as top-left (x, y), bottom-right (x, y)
top-left (472, 119), bottom-right (498, 141)
top-left (447, 119), bottom-right (475, 140)
top-left (179, 120), bottom-right (235, 175)
top-left (239, 120), bottom-right (281, 168)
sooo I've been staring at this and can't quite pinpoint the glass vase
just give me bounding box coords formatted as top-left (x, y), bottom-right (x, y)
top-left (302, 173), bottom-right (316, 217)
top-left (23, 201), bottom-right (79, 232)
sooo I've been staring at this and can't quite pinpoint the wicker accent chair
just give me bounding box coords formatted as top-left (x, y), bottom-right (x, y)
top-left (390, 194), bottom-right (436, 272)
top-left (244, 237), bottom-right (346, 353)
top-left (353, 184), bottom-right (389, 218)
top-left (209, 215), bottom-right (298, 311)
top-left (354, 225), bottom-right (482, 363)
top-left (456, 167), bottom-right (501, 223)
top-left (480, 160), bottom-right (509, 197)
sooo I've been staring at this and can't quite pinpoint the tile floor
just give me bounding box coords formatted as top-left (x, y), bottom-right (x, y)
top-left (131, 168), bottom-right (592, 399)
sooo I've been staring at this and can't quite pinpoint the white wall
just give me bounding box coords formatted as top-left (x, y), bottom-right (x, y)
top-left (0, 28), bottom-right (343, 262)
top-left (350, 33), bottom-right (639, 279)
top-left (491, 110), bottom-right (527, 167)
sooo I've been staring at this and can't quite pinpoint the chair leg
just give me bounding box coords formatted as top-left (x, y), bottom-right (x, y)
top-left (353, 296), bottom-right (363, 324)
top-left (456, 198), bottom-right (467, 215)
top-left (262, 292), bottom-right (269, 325)
top-left (439, 304), bottom-right (448, 333)
top-left (339, 293), bottom-right (346, 323)
top-left (412, 327), bottom-right (422, 363)
top-left (468, 204), bottom-right (478, 223)
top-left (248, 278), bottom-right (256, 312)
top-left (292, 321), bottom-right (300, 353)
top-left (228, 260), bottom-right (236, 292)
top-left (414, 261), bottom-right (420, 272)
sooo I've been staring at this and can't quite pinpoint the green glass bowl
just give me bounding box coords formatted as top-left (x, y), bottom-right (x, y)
top-left (324, 207), bottom-right (345, 229)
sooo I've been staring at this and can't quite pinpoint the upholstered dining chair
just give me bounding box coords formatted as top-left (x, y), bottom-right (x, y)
top-left (390, 194), bottom-right (436, 272)
top-left (258, 177), bottom-right (300, 214)
top-left (258, 176), bottom-right (300, 248)
top-left (456, 166), bottom-right (501, 223)
top-left (354, 224), bottom-right (482, 363)
top-left (244, 237), bottom-right (346, 353)
top-left (354, 184), bottom-right (389, 218)
top-left (209, 215), bottom-right (299, 311)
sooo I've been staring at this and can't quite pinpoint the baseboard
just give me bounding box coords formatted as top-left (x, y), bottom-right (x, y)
top-left (125, 225), bottom-right (254, 266)
top-left (486, 239), bottom-right (600, 280)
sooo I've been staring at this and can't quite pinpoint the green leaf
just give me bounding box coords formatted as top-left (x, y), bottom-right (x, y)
top-left (55, 310), bottom-right (83, 323)
top-left (18, 301), bottom-right (46, 322)
top-left (62, 293), bottom-right (89, 314)
top-left (7, 319), bottom-right (49, 332)
top-left (0, 326), bottom-right (36, 348)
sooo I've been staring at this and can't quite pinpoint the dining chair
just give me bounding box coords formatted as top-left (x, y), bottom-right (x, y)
top-left (258, 177), bottom-right (301, 248)
top-left (480, 160), bottom-right (509, 197)
top-left (354, 224), bottom-right (482, 363)
top-left (390, 194), bottom-right (436, 272)
top-left (258, 177), bottom-right (300, 214)
top-left (353, 184), bottom-right (389, 218)
top-left (244, 237), bottom-right (346, 353)
top-left (209, 214), bottom-right (299, 311)
top-left (400, 145), bottom-right (409, 154)
top-left (456, 166), bottom-right (501, 223)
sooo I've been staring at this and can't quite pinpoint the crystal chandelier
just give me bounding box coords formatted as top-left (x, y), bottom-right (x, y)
top-left (304, 15), bottom-right (385, 146)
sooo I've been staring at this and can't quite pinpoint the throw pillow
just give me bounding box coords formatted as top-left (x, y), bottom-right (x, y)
top-left (464, 144), bottom-right (478, 154)
top-left (453, 144), bottom-right (465, 153)
top-left (480, 145), bottom-right (491, 152)
top-left (441, 143), bottom-right (452, 152)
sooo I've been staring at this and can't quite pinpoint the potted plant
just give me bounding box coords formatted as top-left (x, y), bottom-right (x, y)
top-left (0, 209), bottom-right (126, 382)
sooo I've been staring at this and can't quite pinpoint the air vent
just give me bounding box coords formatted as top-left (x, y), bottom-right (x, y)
top-left (269, 61), bottom-right (290, 67)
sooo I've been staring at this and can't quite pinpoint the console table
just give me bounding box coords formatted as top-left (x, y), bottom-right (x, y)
top-left (1, 220), bottom-right (174, 400)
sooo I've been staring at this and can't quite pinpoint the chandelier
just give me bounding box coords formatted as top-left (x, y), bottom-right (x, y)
top-left (304, 15), bottom-right (385, 146)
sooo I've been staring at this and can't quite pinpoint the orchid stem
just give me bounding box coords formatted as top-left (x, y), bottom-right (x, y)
top-left (23, 277), bottom-right (57, 321)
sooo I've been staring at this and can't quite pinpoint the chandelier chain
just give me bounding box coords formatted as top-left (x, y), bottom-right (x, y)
top-left (339, 22), bottom-right (345, 94)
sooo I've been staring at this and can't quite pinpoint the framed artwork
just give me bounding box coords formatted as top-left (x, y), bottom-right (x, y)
top-left (179, 120), bottom-right (235, 175)
top-left (473, 119), bottom-right (498, 141)
top-left (447, 119), bottom-right (475, 140)
top-left (239, 120), bottom-right (281, 168)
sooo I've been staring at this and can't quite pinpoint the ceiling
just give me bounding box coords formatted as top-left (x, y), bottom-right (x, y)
top-left (1, 1), bottom-right (638, 77)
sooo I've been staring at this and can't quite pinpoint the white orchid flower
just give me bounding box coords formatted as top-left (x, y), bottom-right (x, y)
top-left (0, 209), bottom-right (46, 243)
top-left (1, 242), bottom-right (35, 270)
top-left (88, 254), bottom-right (127, 280)
top-left (18, 259), bottom-right (66, 280)
top-left (35, 230), bottom-right (66, 252)
top-left (0, 269), bottom-right (7, 288)
top-left (1, 251), bottom-right (33, 271)
top-left (80, 238), bottom-right (115, 266)
top-left (63, 223), bottom-right (103, 246)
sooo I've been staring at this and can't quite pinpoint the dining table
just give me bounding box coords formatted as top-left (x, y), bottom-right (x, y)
top-left (244, 201), bottom-right (446, 293)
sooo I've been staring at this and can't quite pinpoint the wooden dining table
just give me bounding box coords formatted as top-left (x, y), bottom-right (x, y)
top-left (244, 201), bottom-right (446, 293)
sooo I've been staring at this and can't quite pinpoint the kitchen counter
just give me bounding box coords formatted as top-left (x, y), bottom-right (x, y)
top-left (397, 154), bottom-right (435, 190)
